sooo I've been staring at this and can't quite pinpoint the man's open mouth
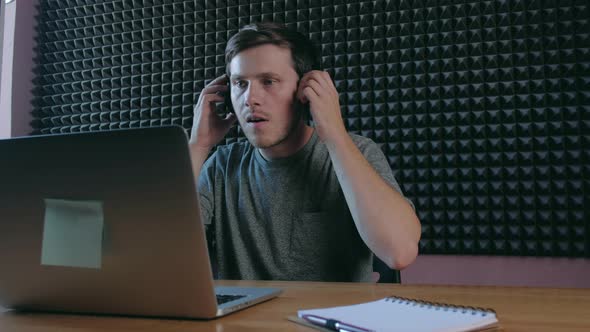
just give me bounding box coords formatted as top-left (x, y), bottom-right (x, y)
top-left (246, 115), bottom-right (268, 123)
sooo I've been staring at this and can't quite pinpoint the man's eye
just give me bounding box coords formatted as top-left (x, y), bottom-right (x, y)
top-left (263, 79), bottom-right (275, 85)
top-left (234, 80), bottom-right (247, 88)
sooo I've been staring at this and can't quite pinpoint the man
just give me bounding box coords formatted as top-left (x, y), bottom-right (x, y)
top-left (189, 22), bottom-right (420, 282)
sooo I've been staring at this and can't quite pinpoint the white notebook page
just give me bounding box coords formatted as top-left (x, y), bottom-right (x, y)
top-left (298, 297), bottom-right (498, 332)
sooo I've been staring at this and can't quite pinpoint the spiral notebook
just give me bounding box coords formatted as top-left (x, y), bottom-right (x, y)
top-left (291, 296), bottom-right (499, 332)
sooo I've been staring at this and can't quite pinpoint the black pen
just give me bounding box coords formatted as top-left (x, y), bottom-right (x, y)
top-left (301, 314), bottom-right (375, 332)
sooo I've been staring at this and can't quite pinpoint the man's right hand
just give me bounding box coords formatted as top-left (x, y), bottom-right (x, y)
top-left (189, 74), bottom-right (237, 153)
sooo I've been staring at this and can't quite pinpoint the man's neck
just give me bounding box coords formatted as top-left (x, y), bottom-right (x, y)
top-left (259, 124), bottom-right (314, 160)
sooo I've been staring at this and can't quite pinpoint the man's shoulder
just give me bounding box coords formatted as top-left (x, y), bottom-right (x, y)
top-left (210, 140), bottom-right (254, 163)
top-left (347, 132), bottom-right (378, 149)
top-left (215, 139), bottom-right (251, 154)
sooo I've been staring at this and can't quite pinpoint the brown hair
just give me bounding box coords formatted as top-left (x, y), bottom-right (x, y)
top-left (225, 22), bottom-right (321, 78)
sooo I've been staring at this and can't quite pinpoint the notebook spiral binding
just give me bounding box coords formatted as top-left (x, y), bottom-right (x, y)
top-left (385, 296), bottom-right (497, 317)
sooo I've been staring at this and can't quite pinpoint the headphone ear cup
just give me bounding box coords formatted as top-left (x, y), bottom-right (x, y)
top-left (295, 98), bottom-right (311, 123)
top-left (225, 85), bottom-right (235, 114)
top-left (304, 104), bottom-right (311, 122)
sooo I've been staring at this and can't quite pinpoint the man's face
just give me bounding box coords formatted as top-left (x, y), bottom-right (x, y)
top-left (228, 44), bottom-right (303, 150)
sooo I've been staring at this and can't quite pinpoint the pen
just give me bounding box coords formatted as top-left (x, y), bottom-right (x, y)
top-left (302, 314), bottom-right (375, 332)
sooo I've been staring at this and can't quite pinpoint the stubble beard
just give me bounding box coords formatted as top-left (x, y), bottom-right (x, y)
top-left (245, 106), bottom-right (304, 150)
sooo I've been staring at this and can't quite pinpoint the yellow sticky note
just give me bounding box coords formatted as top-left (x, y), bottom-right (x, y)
top-left (41, 199), bottom-right (104, 269)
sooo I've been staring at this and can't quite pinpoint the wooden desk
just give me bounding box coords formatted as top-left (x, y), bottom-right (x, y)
top-left (1, 280), bottom-right (589, 331)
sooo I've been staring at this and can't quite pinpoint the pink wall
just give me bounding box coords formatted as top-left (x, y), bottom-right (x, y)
top-left (402, 255), bottom-right (590, 288)
top-left (0, 0), bottom-right (12, 139)
top-left (10, 0), bottom-right (37, 137)
top-left (0, 0), bottom-right (37, 139)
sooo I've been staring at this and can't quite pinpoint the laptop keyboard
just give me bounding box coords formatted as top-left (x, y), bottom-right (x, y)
top-left (216, 294), bottom-right (247, 305)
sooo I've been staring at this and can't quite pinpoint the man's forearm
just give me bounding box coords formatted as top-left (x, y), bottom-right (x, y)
top-left (325, 134), bottom-right (421, 270)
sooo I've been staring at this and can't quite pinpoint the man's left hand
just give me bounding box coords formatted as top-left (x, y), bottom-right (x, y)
top-left (297, 70), bottom-right (347, 143)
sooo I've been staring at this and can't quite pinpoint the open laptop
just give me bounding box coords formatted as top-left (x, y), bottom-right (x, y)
top-left (0, 126), bottom-right (281, 319)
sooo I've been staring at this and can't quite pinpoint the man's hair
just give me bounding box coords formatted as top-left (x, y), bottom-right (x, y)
top-left (225, 22), bottom-right (321, 78)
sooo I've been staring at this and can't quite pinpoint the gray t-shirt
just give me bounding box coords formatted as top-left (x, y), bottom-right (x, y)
top-left (198, 130), bottom-right (408, 282)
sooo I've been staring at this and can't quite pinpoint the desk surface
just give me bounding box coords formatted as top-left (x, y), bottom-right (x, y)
top-left (1, 280), bottom-right (589, 331)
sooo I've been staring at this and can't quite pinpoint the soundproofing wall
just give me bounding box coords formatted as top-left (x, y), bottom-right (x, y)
top-left (31, 0), bottom-right (589, 257)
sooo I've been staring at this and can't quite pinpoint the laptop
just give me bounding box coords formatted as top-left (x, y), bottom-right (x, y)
top-left (0, 126), bottom-right (281, 319)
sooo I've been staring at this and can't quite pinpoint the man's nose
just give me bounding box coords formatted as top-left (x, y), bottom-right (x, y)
top-left (245, 83), bottom-right (262, 107)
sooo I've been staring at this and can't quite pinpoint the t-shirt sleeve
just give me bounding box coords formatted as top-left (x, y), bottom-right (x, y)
top-left (197, 152), bottom-right (216, 225)
top-left (358, 138), bottom-right (416, 211)
top-left (196, 151), bottom-right (219, 278)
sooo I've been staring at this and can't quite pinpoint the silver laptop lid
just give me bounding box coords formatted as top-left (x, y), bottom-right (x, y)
top-left (0, 126), bottom-right (220, 318)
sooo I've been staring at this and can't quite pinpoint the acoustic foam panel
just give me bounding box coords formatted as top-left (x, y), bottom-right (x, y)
top-left (31, 0), bottom-right (589, 257)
